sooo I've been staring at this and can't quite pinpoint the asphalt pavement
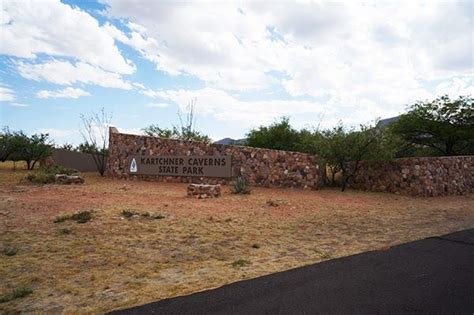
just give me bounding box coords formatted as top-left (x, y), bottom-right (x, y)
top-left (110, 228), bottom-right (474, 314)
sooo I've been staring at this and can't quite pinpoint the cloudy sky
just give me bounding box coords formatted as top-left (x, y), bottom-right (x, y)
top-left (0, 0), bottom-right (472, 144)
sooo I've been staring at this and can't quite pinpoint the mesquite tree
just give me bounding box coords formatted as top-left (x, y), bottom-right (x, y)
top-left (143, 99), bottom-right (210, 143)
top-left (390, 95), bottom-right (474, 156)
top-left (319, 122), bottom-right (394, 191)
top-left (80, 108), bottom-right (112, 176)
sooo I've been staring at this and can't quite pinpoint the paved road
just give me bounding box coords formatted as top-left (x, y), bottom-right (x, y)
top-left (110, 229), bottom-right (474, 314)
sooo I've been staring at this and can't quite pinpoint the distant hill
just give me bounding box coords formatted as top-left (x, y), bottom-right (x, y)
top-left (378, 116), bottom-right (400, 127)
top-left (214, 138), bottom-right (247, 145)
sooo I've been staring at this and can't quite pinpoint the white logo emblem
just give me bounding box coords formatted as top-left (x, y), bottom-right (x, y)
top-left (130, 158), bottom-right (137, 173)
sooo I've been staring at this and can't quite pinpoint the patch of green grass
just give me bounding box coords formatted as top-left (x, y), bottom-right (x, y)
top-left (54, 210), bottom-right (92, 224)
top-left (0, 287), bottom-right (33, 304)
top-left (231, 259), bottom-right (251, 268)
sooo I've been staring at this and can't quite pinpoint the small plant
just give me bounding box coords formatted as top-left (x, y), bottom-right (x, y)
top-left (70, 211), bottom-right (92, 223)
top-left (251, 243), bottom-right (260, 249)
top-left (151, 213), bottom-right (165, 220)
top-left (0, 287), bottom-right (33, 304)
top-left (231, 259), bottom-right (251, 268)
top-left (54, 210), bottom-right (92, 224)
top-left (59, 228), bottom-right (72, 235)
top-left (266, 199), bottom-right (280, 207)
top-left (232, 176), bottom-right (251, 194)
top-left (314, 249), bottom-right (332, 259)
top-left (121, 209), bottom-right (137, 218)
top-left (121, 209), bottom-right (165, 220)
top-left (3, 246), bottom-right (17, 256)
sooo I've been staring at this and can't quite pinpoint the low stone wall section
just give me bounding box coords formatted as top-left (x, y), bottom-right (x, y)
top-left (350, 156), bottom-right (473, 197)
top-left (106, 128), bottom-right (324, 189)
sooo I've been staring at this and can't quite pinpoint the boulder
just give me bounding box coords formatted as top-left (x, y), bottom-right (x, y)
top-left (187, 184), bottom-right (221, 198)
top-left (55, 174), bottom-right (85, 185)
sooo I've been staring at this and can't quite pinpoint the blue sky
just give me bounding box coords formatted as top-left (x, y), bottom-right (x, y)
top-left (1, 0), bottom-right (472, 145)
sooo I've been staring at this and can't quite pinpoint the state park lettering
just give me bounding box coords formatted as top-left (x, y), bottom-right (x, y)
top-left (140, 156), bottom-right (228, 175)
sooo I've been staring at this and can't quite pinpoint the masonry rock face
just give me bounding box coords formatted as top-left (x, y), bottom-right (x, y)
top-left (350, 156), bottom-right (474, 197)
top-left (187, 184), bottom-right (221, 198)
top-left (107, 128), bottom-right (324, 189)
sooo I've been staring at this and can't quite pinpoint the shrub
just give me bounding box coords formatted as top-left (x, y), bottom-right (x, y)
top-left (39, 165), bottom-right (78, 175)
top-left (26, 172), bottom-right (56, 184)
top-left (0, 287), bottom-right (33, 304)
top-left (232, 176), bottom-right (251, 194)
top-left (54, 210), bottom-right (92, 224)
top-left (26, 165), bottom-right (79, 184)
top-left (121, 209), bottom-right (136, 218)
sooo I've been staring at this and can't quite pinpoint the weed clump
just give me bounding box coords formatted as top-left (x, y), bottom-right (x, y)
top-left (2, 246), bottom-right (17, 256)
top-left (232, 176), bottom-right (251, 194)
top-left (59, 228), bottom-right (72, 235)
top-left (54, 210), bottom-right (92, 224)
top-left (121, 209), bottom-right (165, 220)
top-left (0, 287), bottom-right (33, 304)
top-left (26, 165), bottom-right (79, 184)
top-left (231, 259), bottom-right (251, 268)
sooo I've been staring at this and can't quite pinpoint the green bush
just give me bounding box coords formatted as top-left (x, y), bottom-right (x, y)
top-left (39, 165), bottom-right (78, 175)
top-left (26, 165), bottom-right (79, 184)
top-left (232, 176), bottom-right (251, 194)
top-left (26, 172), bottom-right (56, 184)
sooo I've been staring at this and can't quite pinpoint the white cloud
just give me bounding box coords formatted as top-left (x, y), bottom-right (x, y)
top-left (102, 0), bottom-right (472, 114)
top-left (36, 128), bottom-right (79, 138)
top-left (0, 85), bottom-right (15, 102)
top-left (37, 87), bottom-right (91, 99)
top-left (1, 0), bottom-right (134, 74)
top-left (11, 103), bottom-right (29, 107)
top-left (142, 87), bottom-right (327, 126)
top-left (17, 60), bottom-right (133, 90)
top-left (145, 102), bottom-right (170, 108)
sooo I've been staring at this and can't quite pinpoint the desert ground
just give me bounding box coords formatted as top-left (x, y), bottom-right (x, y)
top-left (1, 167), bottom-right (473, 313)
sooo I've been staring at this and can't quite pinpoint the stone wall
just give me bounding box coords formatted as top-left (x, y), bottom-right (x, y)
top-left (107, 128), bottom-right (324, 189)
top-left (350, 156), bottom-right (473, 197)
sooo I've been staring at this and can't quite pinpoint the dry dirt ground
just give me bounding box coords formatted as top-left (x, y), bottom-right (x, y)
top-left (1, 168), bottom-right (473, 313)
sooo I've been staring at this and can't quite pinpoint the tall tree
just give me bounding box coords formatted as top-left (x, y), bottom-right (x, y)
top-left (7, 131), bottom-right (52, 170)
top-left (143, 99), bottom-right (211, 143)
top-left (0, 128), bottom-right (13, 162)
top-left (390, 95), bottom-right (474, 156)
top-left (319, 122), bottom-right (394, 191)
top-left (80, 108), bottom-right (112, 176)
top-left (246, 117), bottom-right (302, 151)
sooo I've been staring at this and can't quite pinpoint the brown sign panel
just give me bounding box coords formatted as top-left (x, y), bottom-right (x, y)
top-left (128, 155), bottom-right (232, 178)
